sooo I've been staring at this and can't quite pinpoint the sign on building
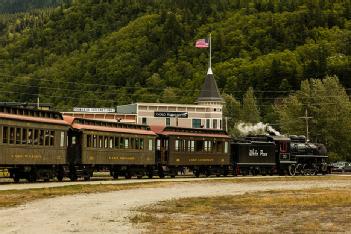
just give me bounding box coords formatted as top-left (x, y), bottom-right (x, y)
top-left (73, 107), bottom-right (116, 113)
top-left (154, 112), bottom-right (188, 118)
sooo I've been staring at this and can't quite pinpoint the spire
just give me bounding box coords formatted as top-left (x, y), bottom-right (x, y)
top-left (197, 68), bottom-right (223, 104)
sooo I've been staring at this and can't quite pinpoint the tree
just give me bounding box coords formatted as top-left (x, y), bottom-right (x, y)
top-left (222, 94), bottom-right (241, 136)
top-left (240, 87), bottom-right (260, 123)
top-left (274, 76), bottom-right (351, 161)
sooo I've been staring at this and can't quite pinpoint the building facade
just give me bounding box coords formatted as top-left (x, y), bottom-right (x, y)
top-left (63, 66), bottom-right (225, 130)
top-left (116, 102), bottom-right (223, 129)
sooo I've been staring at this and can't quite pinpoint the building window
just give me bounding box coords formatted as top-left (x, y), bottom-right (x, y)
top-left (206, 119), bottom-right (210, 129)
top-left (166, 118), bottom-right (171, 126)
top-left (192, 119), bottom-right (201, 128)
top-left (142, 117), bottom-right (147, 125)
top-left (213, 119), bottom-right (218, 129)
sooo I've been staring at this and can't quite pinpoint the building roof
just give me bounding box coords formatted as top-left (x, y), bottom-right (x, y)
top-left (197, 67), bottom-right (223, 103)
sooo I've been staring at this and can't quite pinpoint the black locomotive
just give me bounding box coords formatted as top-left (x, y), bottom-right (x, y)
top-left (232, 135), bottom-right (328, 176)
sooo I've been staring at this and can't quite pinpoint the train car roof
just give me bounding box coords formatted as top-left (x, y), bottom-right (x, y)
top-left (0, 111), bottom-right (69, 126)
top-left (65, 117), bottom-right (156, 136)
top-left (151, 125), bottom-right (230, 138)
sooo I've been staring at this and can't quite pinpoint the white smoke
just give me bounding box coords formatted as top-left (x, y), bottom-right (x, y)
top-left (236, 122), bottom-right (281, 136)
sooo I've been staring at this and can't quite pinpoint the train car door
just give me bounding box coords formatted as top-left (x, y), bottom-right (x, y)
top-left (156, 137), bottom-right (168, 165)
top-left (67, 129), bottom-right (82, 164)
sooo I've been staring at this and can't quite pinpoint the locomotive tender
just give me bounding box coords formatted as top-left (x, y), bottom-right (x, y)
top-left (0, 106), bottom-right (328, 182)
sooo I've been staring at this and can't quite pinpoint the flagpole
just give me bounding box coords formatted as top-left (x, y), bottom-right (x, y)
top-left (209, 33), bottom-right (211, 69)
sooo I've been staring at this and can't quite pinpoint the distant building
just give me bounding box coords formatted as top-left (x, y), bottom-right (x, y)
top-left (116, 67), bottom-right (224, 129)
top-left (63, 67), bottom-right (225, 129)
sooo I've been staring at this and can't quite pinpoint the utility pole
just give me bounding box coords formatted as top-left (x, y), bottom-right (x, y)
top-left (299, 109), bottom-right (312, 141)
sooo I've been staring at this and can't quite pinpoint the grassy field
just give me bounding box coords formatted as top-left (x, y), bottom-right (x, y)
top-left (0, 175), bottom-right (349, 209)
top-left (131, 187), bottom-right (351, 233)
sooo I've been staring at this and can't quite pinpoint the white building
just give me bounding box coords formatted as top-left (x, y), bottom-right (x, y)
top-left (116, 67), bottom-right (224, 129)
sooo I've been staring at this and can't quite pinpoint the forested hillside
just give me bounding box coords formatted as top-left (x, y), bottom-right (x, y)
top-left (0, 0), bottom-right (351, 159)
top-left (0, 0), bottom-right (65, 13)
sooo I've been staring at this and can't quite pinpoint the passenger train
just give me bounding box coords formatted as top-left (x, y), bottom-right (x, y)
top-left (0, 105), bottom-right (329, 182)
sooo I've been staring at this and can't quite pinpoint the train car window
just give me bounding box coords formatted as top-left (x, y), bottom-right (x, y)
top-left (175, 140), bottom-right (180, 152)
top-left (156, 139), bottom-right (161, 150)
top-left (50, 131), bottom-right (55, 146)
top-left (165, 139), bottom-right (169, 150)
top-left (9, 127), bottom-right (15, 144)
top-left (140, 138), bottom-right (144, 150)
top-left (114, 137), bottom-right (119, 148)
top-left (208, 141), bottom-right (212, 152)
top-left (206, 119), bottom-right (210, 128)
top-left (224, 142), bottom-right (229, 153)
top-left (15, 128), bottom-right (21, 144)
top-left (124, 138), bottom-right (129, 149)
top-left (22, 128), bottom-right (27, 144)
top-left (39, 130), bottom-right (44, 145)
top-left (182, 140), bottom-right (188, 152)
top-left (195, 140), bottom-right (204, 152)
top-left (134, 138), bottom-right (138, 150)
top-left (212, 141), bottom-right (217, 153)
top-left (60, 132), bottom-right (65, 147)
top-left (204, 141), bottom-right (208, 152)
top-left (93, 135), bottom-right (97, 148)
top-left (33, 129), bottom-right (39, 145)
top-left (190, 140), bottom-right (195, 152)
top-left (2, 126), bottom-right (8, 144)
top-left (148, 139), bottom-right (153, 151)
top-left (109, 137), bottom-right (113, 148)
top-left (28, 129), bottom-right (33, 144)
top-left (120, 137), bottom-right (125, 149)
top-left (98, 136), bottom-right (103, 148)
top-left (44, 130), bottom-right (50, 146)
top-left (87, 135), bottom-right (91, 148)
top-left (217, 141), bottom-right (224, 153)
top-left (104, 136), bottom-right (108, 148)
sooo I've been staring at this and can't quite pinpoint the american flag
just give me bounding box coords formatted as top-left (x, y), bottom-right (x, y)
top-left (195, 38), bottom-right (209, 48)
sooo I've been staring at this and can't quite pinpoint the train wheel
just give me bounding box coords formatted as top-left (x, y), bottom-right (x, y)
top-left (13, 174), bottom-right (20, 183)
top-left (194, 170), bottom-right (200, 178)
top-left (137, 175), bottom-right (143, 179)
top-left (27, 173), bottom-right (37, 183)
top-left (57, 175), bottom-right (63, 182)
top-left (288, 164), bottom-right (296, 176)
top-left (148, 171), bottom-right (153, 179)
top-left (84, 176), bottom-right (91, 181)
top-left (125, 172), bottom-right (132, 179)
top-left (158, 172), bottom-right (165, 179)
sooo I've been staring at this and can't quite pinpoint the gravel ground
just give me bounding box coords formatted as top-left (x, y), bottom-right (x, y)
top-left (0, 178), bottom-right (350, 234)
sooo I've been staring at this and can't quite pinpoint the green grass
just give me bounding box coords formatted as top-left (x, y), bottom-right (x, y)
top-left (131, 187), bottom-right (351, 233)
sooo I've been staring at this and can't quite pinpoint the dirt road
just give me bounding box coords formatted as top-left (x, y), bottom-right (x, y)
top-left (0, 178), bottom-right (350, 233)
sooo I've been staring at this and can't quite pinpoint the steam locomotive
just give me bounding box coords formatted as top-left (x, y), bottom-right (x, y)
top-left (0, 105), bottom-right (328, 182)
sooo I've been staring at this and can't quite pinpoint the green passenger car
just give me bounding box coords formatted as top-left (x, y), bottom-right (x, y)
top-left (0, 106), bottom-right (70, 182)
top-left (66, 117), bottom-right (156, 180)
top-left (152, 126), bottom-right (231, 177)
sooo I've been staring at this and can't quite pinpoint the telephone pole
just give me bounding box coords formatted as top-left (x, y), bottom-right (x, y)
top-left (299, 109), bottom-right (312, 141)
